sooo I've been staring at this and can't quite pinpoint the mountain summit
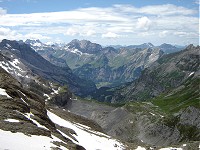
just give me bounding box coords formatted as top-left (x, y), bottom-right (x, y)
top-left (66, 39), bottom-right (103, 54)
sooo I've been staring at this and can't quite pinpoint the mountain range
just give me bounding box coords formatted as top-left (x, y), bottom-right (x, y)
top-left (25, 39), bottom-right (183, 88)
top-left (0, 39), bottom-right (199, 150)
top-left (112, 44), bottom-right (200, 103)
top-left (0, 39), bottom-right (96, 97)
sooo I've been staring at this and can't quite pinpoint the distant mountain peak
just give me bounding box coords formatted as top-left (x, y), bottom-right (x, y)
top-left (25, 39), bottom-right (42, 44)
top-left (159, 43), bottom-right (176, 48)
top-left (144, 42), bottom-right (154, 47)
top-left (67, 39), bottom-right (102, 54)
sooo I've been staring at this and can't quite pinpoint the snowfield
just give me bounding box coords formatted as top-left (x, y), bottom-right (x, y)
top-left (0, 129), bottom-right (65, 150)
top-left (47, 110), bottom-right (125, 150)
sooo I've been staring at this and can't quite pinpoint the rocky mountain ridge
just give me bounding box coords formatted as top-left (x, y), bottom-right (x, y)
top-left (0, 65), bottom-right (125, 149)
top-left (112, 45), bottom-right (200, 103)
top-left (26, 39), bottom-right (176, 88)
top-left (0, 39), bottom-right (96, 97)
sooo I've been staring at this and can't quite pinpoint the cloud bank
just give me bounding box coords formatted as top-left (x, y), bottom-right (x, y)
top-left (0, 4), bottom-right (198, 45)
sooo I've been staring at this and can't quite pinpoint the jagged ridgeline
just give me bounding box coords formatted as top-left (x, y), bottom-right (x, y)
top-left (26, 39), bottom-right (180, 88)
top-left (112, 44), bottom-right (200, 103)
top-left (0, 39), bottom-right (96, 97)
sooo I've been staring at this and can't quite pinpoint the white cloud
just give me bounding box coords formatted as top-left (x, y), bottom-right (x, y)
top-left (65, 28), bottom-right (79, 36)
top-left (65, 26), bottom-right (96, 37)
top-left (24, 33), bottom-right (51, 40)
top-left (0, 27), bottom-right (11, 35)
top-left (0, 27), bottom-right (50, 41)
top-left (102, 32), bottom-right (120, 38)
top-left (1, 4), bottom-right (195, 28)
top-left (0, 4), bottom-right (198, 45)
top-left (139, 4), bottom-right (197, 16)
top-left (136, 16), bottom-right (152, 30)
top-left (113, 4), bottom-right (196, 16)
top-left (0, 27), bottom-right (21, 40)
top-left (159, 30), bottom-right (169, 38)
top-left (139, 31), bottom-right (155, 37)
top-left (85, 30), bottom-right (96, 36)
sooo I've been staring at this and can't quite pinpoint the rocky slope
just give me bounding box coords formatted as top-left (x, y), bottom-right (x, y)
top-left (0, 39), bottom-right (96, 97)
top-left (73, 46), bottom-right (164, 87)
top-left (0, 57), bottom-right (125, 150)
top-left (66, 97), bottom-right (200, 149)
top-left (63, 44), bottom-right (200, 148)
top-left (0, 66), bottom-right (82, 149)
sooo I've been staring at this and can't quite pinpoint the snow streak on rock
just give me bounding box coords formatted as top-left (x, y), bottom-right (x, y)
top-left (0, 88), bottom-right (11, 98)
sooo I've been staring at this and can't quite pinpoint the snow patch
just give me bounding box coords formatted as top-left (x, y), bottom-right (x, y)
top-left (0, 88), bottom-right (11, 98)
top-left (71, 48), bottom-right (83, 56)
top-left (4, 119), bottom-right (20, 123)
top-left (20, 98), bottom-right (29, 106)
top-left (136, 146), bottom-right (146, 150)
top-left (44, 93), bottom-right (51, 100)
top-left (160, 115), bottom-right (164, 118)
top-left (51, 87), bottom-right (60, 95)
top-left (32, 42), bottom-right (42, 47)
top-left (149, 112), bottom-right (156, 116)
top-left (0, 59), bottom-right (27, 79)
top-left (189, 72), bottom-right (194, 77)
top-left (24, 113), bottom-right (48, 130)
top-left (6, 44), bottom-right (11, 48)
top-left (47, 111), bottom-right (125, 150)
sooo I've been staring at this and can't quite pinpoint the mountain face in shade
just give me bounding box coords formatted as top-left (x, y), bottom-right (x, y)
top-left (0, 39), bottom-right (96, 97)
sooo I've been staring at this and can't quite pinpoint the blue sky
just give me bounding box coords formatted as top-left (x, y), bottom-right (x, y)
top-left (0, 0), bottom-right (199, 45)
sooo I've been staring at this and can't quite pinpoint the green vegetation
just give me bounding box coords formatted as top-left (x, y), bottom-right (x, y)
top-left (151, 77), bottom-right (200, 114)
